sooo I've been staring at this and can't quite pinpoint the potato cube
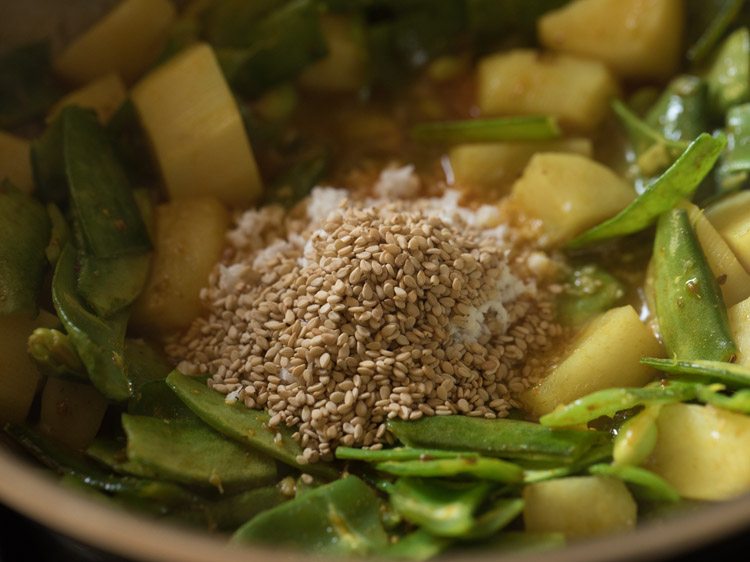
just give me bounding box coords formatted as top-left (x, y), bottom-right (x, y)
top-left (47, 73), bottom-right (127, 124)
top-left (538, 0), bottom-right (683, 81)
top-left (450, 138), bottom-right (592, 202)
top-left (705, 190), bottom-right (750, 273)
top-left (131, 197), bottom-right (230, 336)
top-left (523, 305), bottom-right (662, 417)
top-left (728, 296), bottom-right (750, 366)
top-left (523, 476), bottom-right (637, 538)
top-left (478, 49), bottom-right (618, 132)
top-left (0, 131), bottom-right (33, 194)
top-left (132, 43), bottom-right (263, 207)
top-left (0, 311), bottom-right (58, 424)
top-left (682, 201), bottom-right (750, 307)
top-left (39, 378), bottom-right (109, 450)
top-left (646, 403), bottom-right (750, 500)
top-left (54, 0), bottom-right (175, 85)
top-left (510, 152), bottom-right (634, 247)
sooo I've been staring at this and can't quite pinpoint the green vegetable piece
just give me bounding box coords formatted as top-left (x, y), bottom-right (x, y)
top-left (410, 116), bottom-right (560, 144)
top-left (122, 414), bottom-right (277, 494)
top-left (31, 114), bottom-right (67, 203)
top-left (201, 485), bottom-right (289, 531)
top-left (264, 145), bottom-right (330, 208)
top-left (27, 327), bottom-right (87, 381)
top-left (166, 371), bottom-right (338, 479)
top-left (86, 438), bottom-right (157, 479)
top-left (77, 253), bottom-right (151, 318)
top-left (5, 423), bottom-right (198, 506)
top-left (0, 180), bottom-right (51, 315)
top-left (204, 0), bottom-right (285, 47)
top-left (45, 203), bottom-right (69, 266)
top-left (695, 385), bottom-right (750, 414)
top-left (465, 0), bottom-right (568, 48)
top-left (52, 245), bottom-right (132, 401)
top-left (336, 447), bottom-right (479, 462)
top-left (686, 0), bottom-right (744, 63)
top-left (106, 100), bottom-right (156, 186)
top-left (0, 41), bottom-right (62, 128)
top-left (641, 357), bottom-right (750, 389)
top-left (707, 27), bottom-right (750, 115)
top-left (387, 416), bottom-right (605, 463)
top-left (539, 381), bottom-right (700, 427)
top-left (719, 103), bottom-right (750, 191)
top-left (62, 106), bottom-right (151, 258)
top-left (216, 0), bottom-right (327, 98)
top-left (557, 264), bottom-right (625, 327)
top-left (653, 208), bottom-right (737, 361)
top-left (588, 464), bottom-right (680, 503)
top-left (523, 443), bottom-right (614, 484)
top-left (462, 498), bottom-right (524, 540)
top-left (612, 405), bottom-right (661, 467)
top-left (388, 478), bottom-right (491, 537)
top-left (569, 133), bottom-right (727, 248)
top-left (645, 76), bottom-right (709, 147)
top-left (612, 98), bottom-right (688, 162)
top-left (128, 380), bottom-right (197, 421)
top-left (376, 457), bottom-right (523, 483)
top-left (124, 338), bottom-right (173, 390)
top-left (482, 531), bottom-right (566, 553)
top-left (384, 530), bottom-right (451, 561)
top-left (233, 476), bottom-right (388, 555)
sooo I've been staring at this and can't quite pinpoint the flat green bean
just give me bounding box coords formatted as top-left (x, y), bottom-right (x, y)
top-left (706, 27), bottom-right (750, 114)
top-left (336, 446), bottom-right (479, 462)
top-left (376, 457), bottom-right (523, 483)
top-left (384, 530), bottom-right (451, 561)
top-left (588, 464), bottom-right (680, 503)
top-left (641, 357), bottom-right (750, 389)
top-left (461, 498), bottom-right (524, 540)
top-left (718, 103), bottom-right (750, 191)
top-left (27, 328), bottom-right (87, 381)
top-left (612, 406), bottom-right (661, 467)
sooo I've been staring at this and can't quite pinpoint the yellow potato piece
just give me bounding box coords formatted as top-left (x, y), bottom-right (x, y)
top-left (450, 138), bottom-right (592, 202)
top-left (728, 296), bottom-right (750, 366)
top-left (523, 476), bottom-right (637, 538)
top-left (646, 403), bottom-right (750, 500)
top-left (510, 152), bottom-right (634, 247)
top-left (54, 0), bottom-right (175, 85)
top-left (705, 190), bottom-right (750, 273)
top-left (132, 43), bottom-right (263, 207)
top-left (131, 197), bottom-right (230, 336)
top-left (477, 49), bottom-right (619, 132)
top-left (0, 131), bottom-right (34, 194)
top-left (0, 311), bottom-right (58, 424)
top-left (523, 305), bottom-right (662, 417)
top-left (47, 73), bottom-right (127, 124)
top-left (538, 0), bottom-right (683, 80)
top-left (39, 378), bottom-right (109, 451)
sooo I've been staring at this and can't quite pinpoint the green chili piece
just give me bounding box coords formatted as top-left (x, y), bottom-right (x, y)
top-left (0, 180), bottom-right (51, 316)
top-left (376, 457), bottom-right (523, 483)
top-left (557, 264), bottom-right (625, 327)
top-left (27, 327), bottom-right (87, 381)
top-left (588, 464), bottom-right (680, 503)
top-left (52, 244), bottom-right (132, 401)
top-left (718, 103), bottom-right (750, 191)
top-left (384, 530), bottom-right (451, 561)
top-left (706, 27), bottom-right (750, 115)
top-left (387, 416), bottom-right (606, 463)
top-left (539, 382), bottom-right (700, 427)
top-left (411, 116), bottom-right (560, 144)
top-left (641, 357), bottom-right (750, 389)
top-left (612, 405), bottom-right (661, 467)
top-left (233, 476), bottom-right (388, 555)
top-left (461, 498), bottom-right (524, 540)
top-left (336, 446), bottom-right (479, 462)
top-left (122, 414), bottom-right (277, 494)
top-left (569, 133), bottom-right (725, 249)
top-left (653, 208), bottom-right (736, 361)
top-left (388, 478), bottom-right (492, 537)
top-left (166, 371), bottom-right (338, 479)
top-left (686, 0), bottom-right (744, 63)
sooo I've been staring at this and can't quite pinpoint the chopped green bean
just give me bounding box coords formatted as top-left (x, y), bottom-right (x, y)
top-left (641, 357), bottom-right (750, 389)
top-left (569, 133), bottom-right (726, 248)
top-left (388, 416), bottom-right (606, 463)
top-left (612, 405), bottom-right (661, 467)
top-left (461, 498), bottom-right (524, 540)
top-left (652, 208), bottom-right (736, 361)
top-left (645, 76), bottom-right (709, 147)
top-left (27, 327), bottom-right (87, 381)
top-left (233, 476), bottom-right (388, 555)
top-left (718, 103), bottom-right (750, 191)
top-left (124, 339), bottom-right (173, 390)
top-left (695, 385), bottom-right (750, 414)
top-left (44, 203), bottom-right (69, 266)
top-left (86, 438), bottom-right (157, 479)
top-left (375, 457), bottom-right (523, 483)
top-left (128, 380), bottom-right (197, 421)
top-left (588, 464), bottom-right (680, 503)
top-left (706, 27), bottom-right (750, 115)
top-left (411, 116), bottom-right (560, 143)
top-left (384, 530), bottom-right (451, 561)
top-left (336, 446), bottom-right (479, 462)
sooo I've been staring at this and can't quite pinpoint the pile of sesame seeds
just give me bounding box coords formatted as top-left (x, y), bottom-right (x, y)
top-left (168, 169), bottom-right (562, 464)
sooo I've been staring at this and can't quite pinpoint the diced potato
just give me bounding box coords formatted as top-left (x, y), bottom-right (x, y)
top-left (523, 305), bottom-right (662, 417)
top-left (728, 296), bottom-right (750, 366)
top-left (450, 138), bottom-right (592, 202)
top-left (299, 15), bottom-right (368, 93)
top-left (39, 378), bottom-right (109, 450)
top-left (705, 190), bottom-right (750, 273)
top-left (682, 201), bottom-right (750, 307)
top-left (0, 131), bottom-right (33, 194)
top-left (131, 197), bottom-right (230, 336)
top-left (538, 0), bottom-right (683, 81)
top-left (54, 0), bottom-right (176, 85)
top-left (523, 476), bottom-right (637, 538)
top-left (477, 49), bottom-right (619, 132)
top-left (0, 311), bottom-right (58, 424)
top-left (510, 153), bottom-right (635, 247)
top-left (646, 403), bottom-right (750, 500)
top-left (132, 43), bottom-right (263, 207)
top-left (47, 73), bottom-right (127, 124)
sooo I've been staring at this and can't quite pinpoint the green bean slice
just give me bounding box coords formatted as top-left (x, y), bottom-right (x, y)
top-left (375, 457), bottom-right (523, 483)
top-left (588, 464), bottom-right (680, 503)
top-left (641, 357), bottom-right (750, 389)
top-left (336, 446), bottom-right (479, 463)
